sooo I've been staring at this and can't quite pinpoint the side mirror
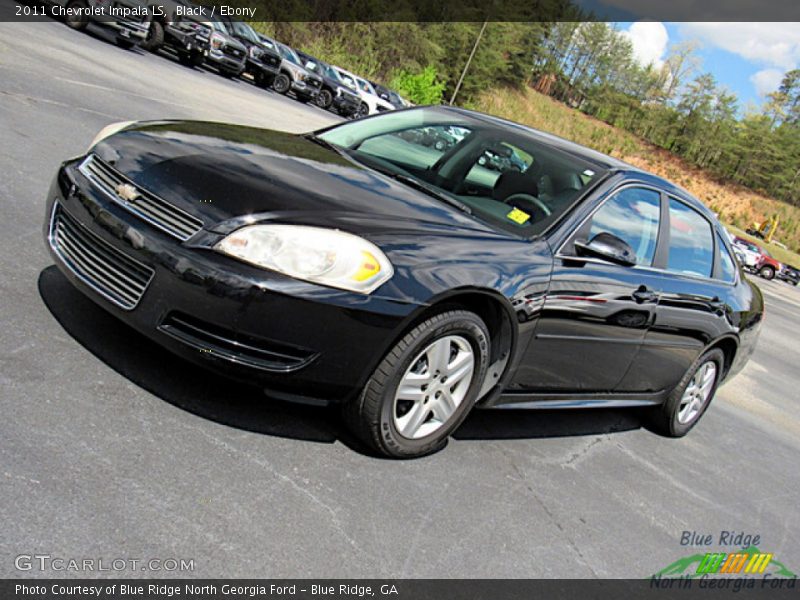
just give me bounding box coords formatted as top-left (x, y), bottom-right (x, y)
top-left (574, 232), bottom-right (637, 266)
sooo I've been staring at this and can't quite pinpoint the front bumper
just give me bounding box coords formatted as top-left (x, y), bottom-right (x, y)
top-left (104, 19), bottom-right (149, 41)
top-left (43, 161), bottom-right (421, 404)
top-left (290, 80), bottom-right (320, 98)
top-left (207, 48), bottom-right (245, 73)
top-left (333, 94), bottom-right (360, 115)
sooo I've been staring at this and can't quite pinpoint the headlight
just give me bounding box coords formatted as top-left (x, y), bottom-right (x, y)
top-left (210, 33), bottom-right (224, 49)
top-left (88, 120), bottom-right (136, 151)
top-left (215, 225), bottom-right (393, 294)
top-left (248, 46), bottom-right (261, 60)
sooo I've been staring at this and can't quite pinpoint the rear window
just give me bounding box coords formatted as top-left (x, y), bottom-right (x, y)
top-left (667, 198), bottom-right (714, 278)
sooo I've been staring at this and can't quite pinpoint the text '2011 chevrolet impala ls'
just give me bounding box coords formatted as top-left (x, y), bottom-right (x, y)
top-left (44, 107), bottom-right (763, 458)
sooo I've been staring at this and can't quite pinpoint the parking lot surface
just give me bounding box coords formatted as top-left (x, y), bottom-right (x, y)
top-left (1, 20), bottom-right (799, 578)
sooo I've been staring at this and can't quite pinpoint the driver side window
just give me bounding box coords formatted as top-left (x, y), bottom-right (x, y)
top-left (582, 187), bottom-right (661, 266)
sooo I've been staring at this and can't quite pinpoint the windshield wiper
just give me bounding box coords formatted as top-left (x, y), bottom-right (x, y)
top-left (390, 173), bottom-right (472, 215)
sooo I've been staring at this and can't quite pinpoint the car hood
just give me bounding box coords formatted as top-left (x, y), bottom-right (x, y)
top-left (91, 121), bottom-right (510, 241)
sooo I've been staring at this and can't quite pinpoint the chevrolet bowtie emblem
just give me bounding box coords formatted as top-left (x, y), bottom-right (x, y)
top-left (115, 183), bottom-right (139, 202)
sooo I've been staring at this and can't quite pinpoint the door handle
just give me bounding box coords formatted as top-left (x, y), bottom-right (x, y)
top-left (632, 285), bottom-right (658, 304)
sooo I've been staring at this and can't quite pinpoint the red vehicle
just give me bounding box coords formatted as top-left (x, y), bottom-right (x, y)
top-left (753, 244), bottom-right (782, 280)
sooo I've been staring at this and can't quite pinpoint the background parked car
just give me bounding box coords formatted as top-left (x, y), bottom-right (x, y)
top-left (296, 51), bottom-right (361, 117)
top-left (753, 244), bottom-right (782, 280)
top-left (731, 236), bottom-right (762, 271)
top-left (51, 0), bottom-right (151, 49)
top-left (777, 264), bottom-right (800, 285)
top-left (260, 37), bottom-right (322, 102)
top-left (139, 1), bottom-right (208, 67)
top-left (221, 20), bottom-right (281, 88)
top-left (370, 82), bottom-right (407, 109)
top-left (203, 17), bottom-right (247, 78)
top-left (333, 67), bottom-right (393, 117)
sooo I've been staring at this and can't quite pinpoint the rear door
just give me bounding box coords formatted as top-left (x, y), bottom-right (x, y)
top-left (618, 196), bottom-right (736, 392)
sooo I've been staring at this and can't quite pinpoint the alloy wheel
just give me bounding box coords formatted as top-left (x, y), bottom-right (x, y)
top-left (677, 361), bottom-right (717, 424)
top-left (393, 335), bottom-right (475, 440)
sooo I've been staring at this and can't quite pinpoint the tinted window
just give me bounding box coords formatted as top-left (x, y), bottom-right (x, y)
top-left (586, 187), bottom-right (661, 266)
top-left (667, 198), bottom-right (714, 277)
top-left (718, 234), bottom-right (737, 282)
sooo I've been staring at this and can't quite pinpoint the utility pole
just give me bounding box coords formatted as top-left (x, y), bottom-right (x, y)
top-left (449, 20), bottom-right (488, 106)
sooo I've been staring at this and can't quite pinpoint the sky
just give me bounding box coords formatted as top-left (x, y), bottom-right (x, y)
top-left (617, 22), bottom-right (800, 112)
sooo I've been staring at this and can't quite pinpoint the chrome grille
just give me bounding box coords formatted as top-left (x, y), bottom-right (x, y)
top-left (79, 155), bottom-right (203, 241)
top-left (50, 204), bottom-right (154, 310)
top-left (223, 45), bottom-right (244, 58)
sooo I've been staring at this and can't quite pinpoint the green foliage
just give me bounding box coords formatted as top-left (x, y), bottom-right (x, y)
top-left (389, 66), bottom-right (446, 105)
top-left (246, 20), bottom-right (800, 245)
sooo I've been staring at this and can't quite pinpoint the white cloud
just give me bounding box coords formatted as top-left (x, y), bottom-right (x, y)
top-left (622, 21), bottom-right (669, 68)
top-left (680, 23), bottom-right (800, 71)
top-left (750, 69), bottom-right (784, 97)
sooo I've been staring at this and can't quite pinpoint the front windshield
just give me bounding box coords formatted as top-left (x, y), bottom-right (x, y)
top-left (278, 44), bottom-right (300, 65)
top-left (357, 78), bottom-right (374, 95)
top-left (336, 70), bottom-right (357, 90)
top-left (231, 21), bottom-right (259, 44)
top-left (209, 19), bottom-right (228, 34)
top-left (318, 107), bottom-right (607, 237)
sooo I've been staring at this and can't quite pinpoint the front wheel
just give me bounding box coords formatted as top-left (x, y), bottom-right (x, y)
top-left (342, 310), bottom-right (490, 458)
top-left (357, 102), bottom-right (369, 118)
top-left (140, 20), bottom-right (164, 52)
top-left (316, 89), bottom-right (333, 109)
top-left (272, 73), bottom-right (291, 94)
top-left (64, 1), bottom-right (88, 30)
top-left (760, 265), bottom-right (775, 280)
top-left (647, 348), bottom-right (724, 437)
top-left (177, 50), bottom-right (203, 68)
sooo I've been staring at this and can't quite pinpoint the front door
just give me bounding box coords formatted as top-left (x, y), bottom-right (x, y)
top-left (511, 186), bottom-right (664, 392)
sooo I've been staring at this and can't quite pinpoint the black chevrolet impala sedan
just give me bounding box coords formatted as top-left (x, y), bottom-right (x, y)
top-left (43, 106), bottom-right (763, 457)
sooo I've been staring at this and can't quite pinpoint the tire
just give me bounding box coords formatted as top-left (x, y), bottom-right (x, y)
top-left (316, 89), bottom-right (333, 109)
top-left (272, 73), bottom-right (291, 94)
top-left (357, 102), bottom-right (369, 118)
top-left (647, 348), bottom-right (725, 437)
top-left (254, 70), bottom-right (274, 89)
top-left (116, 38), bottom-right (135, 50)
top-left (342, 310), bottom-right (490, 458)
top-left (140, 20), bottom-right (164, 52)
top-left (760, 265), bottom-right (775, 280)
top-left (177, 51), bottom-right (203, 68)
top-left (64, 1), bottom-right (88, 31)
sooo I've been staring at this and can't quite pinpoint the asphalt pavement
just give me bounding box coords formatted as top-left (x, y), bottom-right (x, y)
top-left (1, 19), bottom-right (799, 579)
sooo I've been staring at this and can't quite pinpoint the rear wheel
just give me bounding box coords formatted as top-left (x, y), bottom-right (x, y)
top-left (342, 310), bottom-right (489, 458)
top-left (64, 1), bottom-right (88, 31)
top-left (140, 20), bottom-right (164, 52)
top-left (316, 89), bottom-right (333, 109)
top-left (760, 265), bottom-right (775, 280)
top-left (648, 348), bottom-right (724, 437)
top-left (272, 73), bottom-right (291, 94)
